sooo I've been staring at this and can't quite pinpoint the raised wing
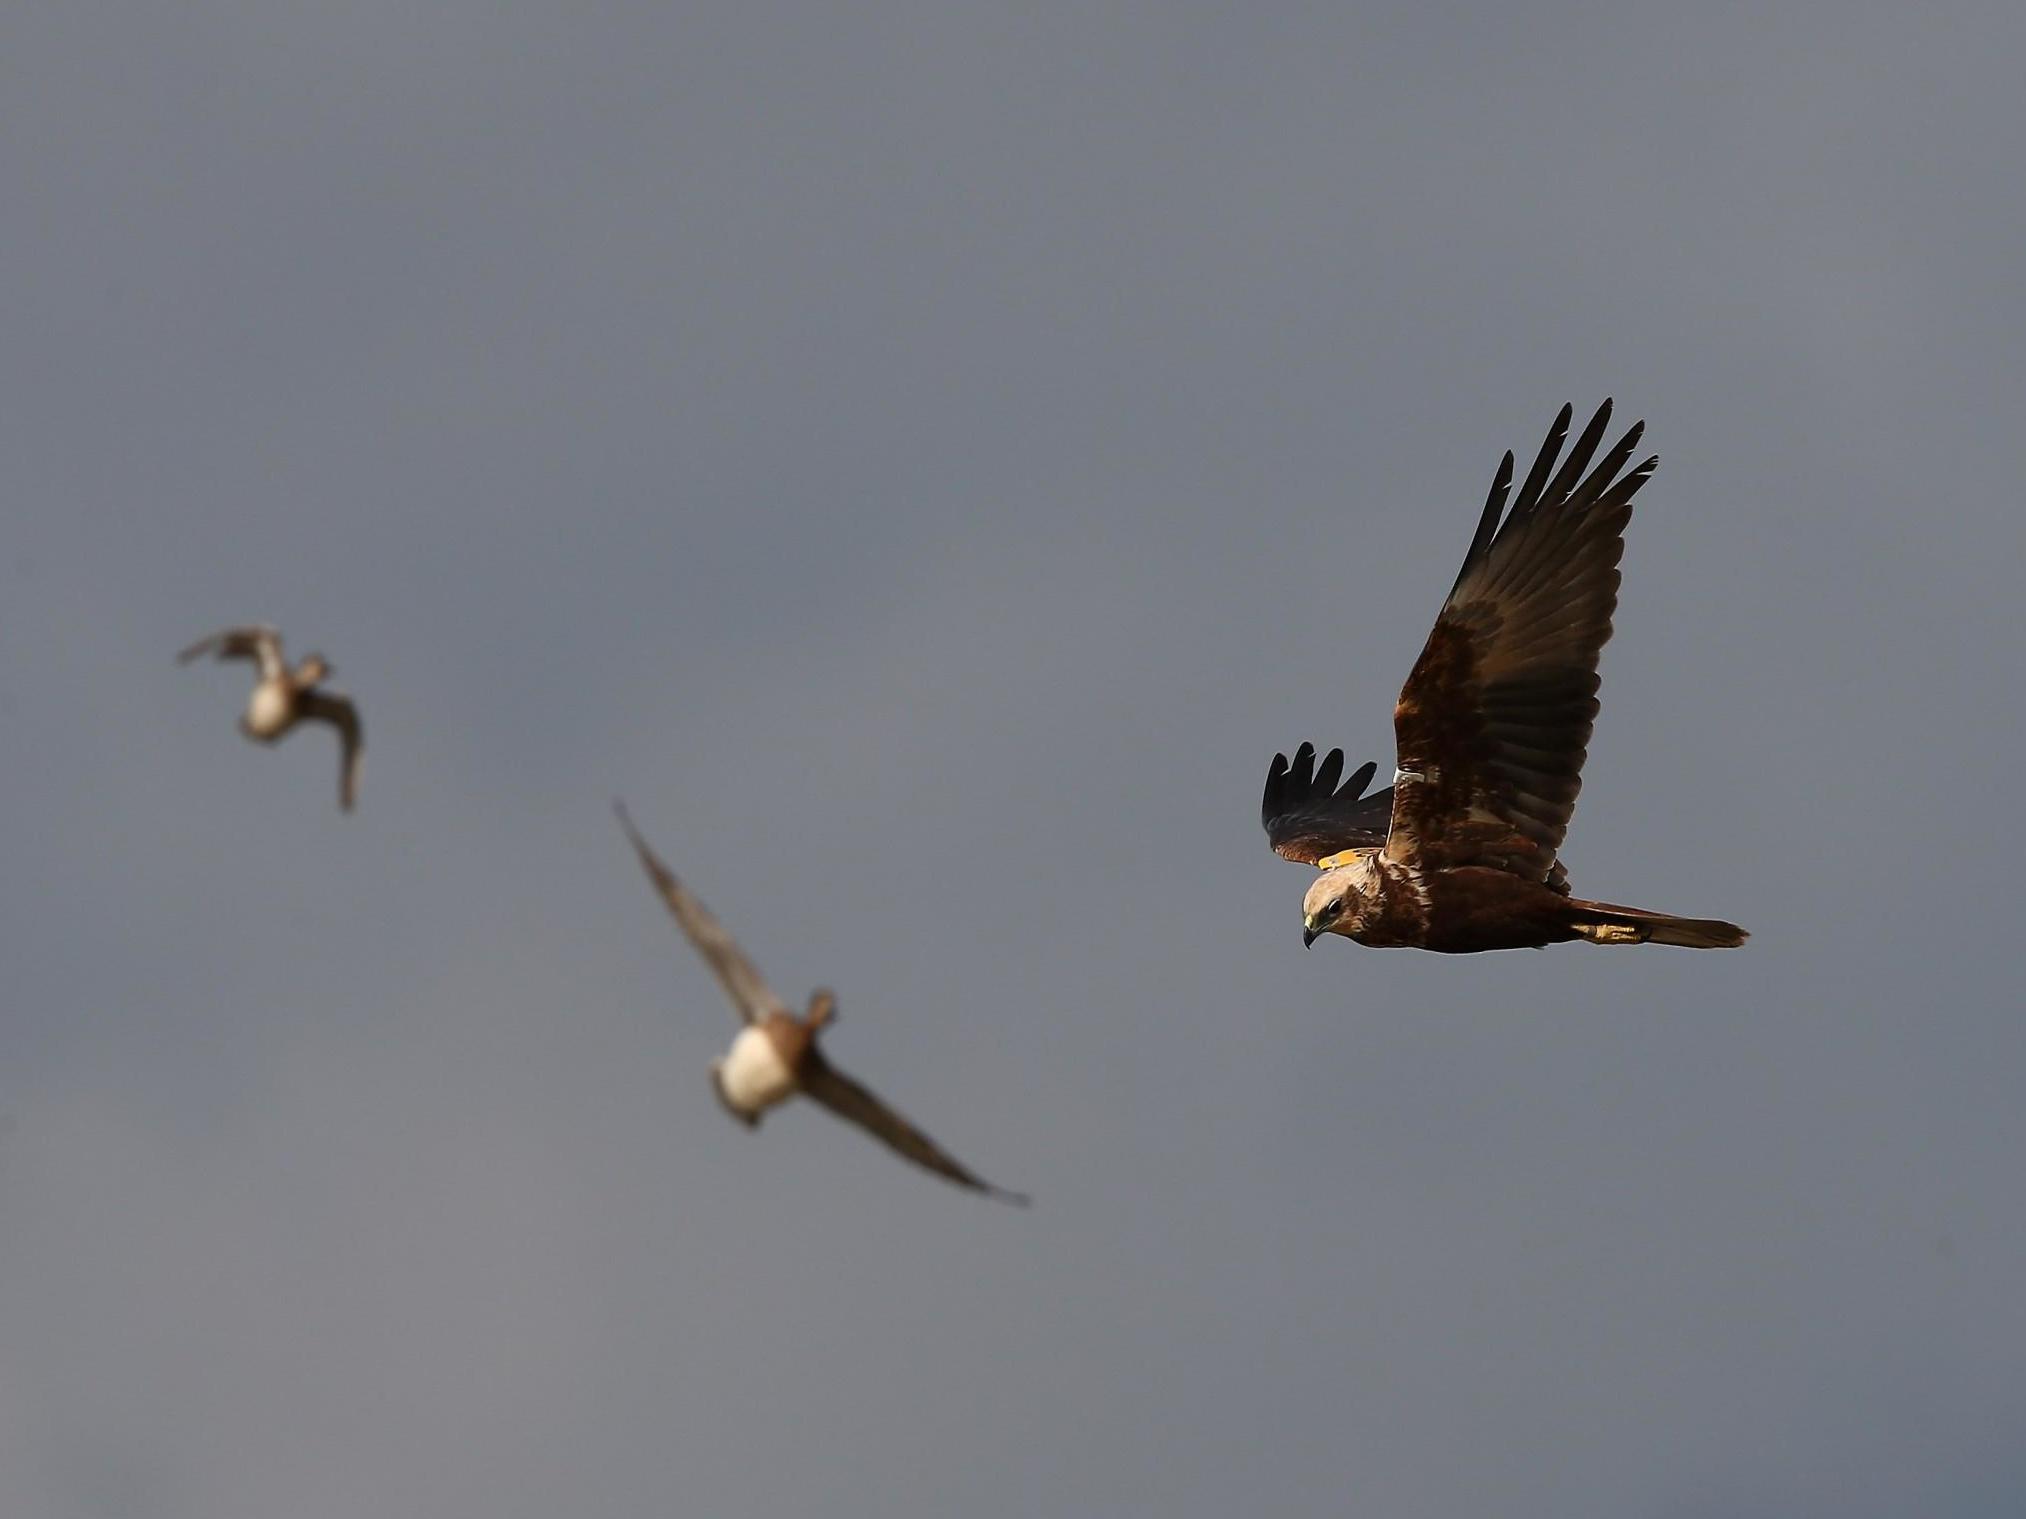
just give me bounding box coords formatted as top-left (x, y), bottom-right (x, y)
top-left (1262, 742), bottom-right (1395, 865)
top-left (1386, 400), bottom-right (1657, 880)
top-left (177, 625), bottom-right (284, 679)
top-left (800, 1053), bottom-right (1029, 1205)
top-left (298, 689), bottom-right (363, 812)
top-left (613, 802), bottom-right (787, 1025)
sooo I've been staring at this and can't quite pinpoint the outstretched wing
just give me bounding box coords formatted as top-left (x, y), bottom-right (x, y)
top-left (800, 1053), bottom-right (1029, 1205)
top-left (297, 689), bottom-right (363, 812)
top-left (177, 625), bottom-right (284, 679)
top-left (1386, 400), bottom-right (1657, 880)
top-left (613, 802), bottom-right (787, 1025)
top-left (1261, 742), bottom-right (1395, 865)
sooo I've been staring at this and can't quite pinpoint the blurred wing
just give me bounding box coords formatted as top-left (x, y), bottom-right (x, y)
top-left (298, 690), bottom-right (363, 812)
top-left (1261, 742), bottom-right (1396, 864)
top-left (177, 625), bottom-right (283, 678)
top-left (801, 1054), bottom-right (1029, 1205)
top-left (613, 802), bottom-right (786, 1025)
top-left (1387, 400), bottom-right (1657, 880)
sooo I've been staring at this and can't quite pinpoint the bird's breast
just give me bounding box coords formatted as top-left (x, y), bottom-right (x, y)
top-left (243, 681), bottom-right (295, 739)
top-left (716, 1026), bottom-right (797, 1115)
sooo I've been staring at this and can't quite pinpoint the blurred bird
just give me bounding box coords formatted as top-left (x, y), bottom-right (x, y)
top-left (615, 803), bottom-right (1028, 1204)
top-left (178, 624), bottom-right (362, 812)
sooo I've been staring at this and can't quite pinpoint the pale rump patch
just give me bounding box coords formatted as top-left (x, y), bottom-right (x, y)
top-left (715, 1025), bottom-right (796, 1114)
top-left (243, 681), bottom-right (293, 738)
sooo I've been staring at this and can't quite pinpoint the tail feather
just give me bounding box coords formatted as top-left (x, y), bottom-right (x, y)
top-left (1565, 898), bottom-right (1747, 949)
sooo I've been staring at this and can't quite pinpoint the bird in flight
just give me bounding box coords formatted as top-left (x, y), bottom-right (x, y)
top-left (178, 624), bottom-right (363, 812)
top-left (1262, 401), bottom-right (1746, 953)
top-left (614, 803), bottom-right (1028, 1204)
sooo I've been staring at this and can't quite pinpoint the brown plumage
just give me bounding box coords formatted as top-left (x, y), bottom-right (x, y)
top-left (614, 803), bottom-right (1028, 1204)
top-left (1260, 744), bottom-right (1395, 866)
top-left (178, 623), bottom-right (363, 812)
top-left (1265, 402), bottom-right (1746, 953)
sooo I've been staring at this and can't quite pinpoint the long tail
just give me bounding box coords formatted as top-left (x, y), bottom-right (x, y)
top-left (1563, 897), bottom-right (1748, 949)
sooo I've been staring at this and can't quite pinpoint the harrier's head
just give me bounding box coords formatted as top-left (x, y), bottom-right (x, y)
top-left (294, 652), bottom-right (333, 686)
top-left (1301, 864), bottom-right (1363, 947)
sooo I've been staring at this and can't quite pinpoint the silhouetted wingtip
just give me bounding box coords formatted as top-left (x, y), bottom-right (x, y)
top-left (612, 799), bottom-right (662, 874)
top-left (1312, 747), bottom-right (1343, 794)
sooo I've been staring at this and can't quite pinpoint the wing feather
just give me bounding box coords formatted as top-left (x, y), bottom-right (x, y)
top-left (1262, 742), bottom-right (1395, 865)
top-left (613, 803), bottom-right (787, 1025)
top-left (1512, 404), bottom-right (1573, 517)
top-left (178, 625), bottom-right (283, 678)
top-left (800, 1053), bottom-right (1028, 1205)
top-left (297, 690), bottom-right (363, 812)
top-left (1386, 401), bottom-right (1657, 879)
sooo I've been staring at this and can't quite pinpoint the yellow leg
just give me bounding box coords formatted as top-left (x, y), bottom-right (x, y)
top-left (1574, 922), bottom-right (1645, 944)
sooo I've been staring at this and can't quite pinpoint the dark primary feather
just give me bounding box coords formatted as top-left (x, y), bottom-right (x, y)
top-left (613, 803), bottom-right (787, 1025)
top-left (177, 625), bottom-right (282, 670)
top-left (1262, 741), bottom-right (1396, 864)
top-left (799, 1053), bottom-right (1029, 1205)
top-left (1386, 400), bottom-right (1657, 880)
top-left (297, 689), bottom-right (363, 812)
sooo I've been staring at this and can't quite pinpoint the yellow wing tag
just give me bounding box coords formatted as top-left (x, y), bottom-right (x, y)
top-left (1316, 848), bottom-right (1369, 870)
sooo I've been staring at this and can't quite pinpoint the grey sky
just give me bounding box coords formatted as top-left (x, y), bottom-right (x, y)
top-left (3, 3), bottom-right (2024, 1515)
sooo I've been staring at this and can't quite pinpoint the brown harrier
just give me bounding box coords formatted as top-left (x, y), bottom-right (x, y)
top-left (1263, 401), bottom-right (1746, 953)
top-left (179, 624), bottom-right (363, 812)
top-left (615, 804), bottom-right (1028, 1204)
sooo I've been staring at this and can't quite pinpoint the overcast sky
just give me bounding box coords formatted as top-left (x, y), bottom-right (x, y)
top-left (4, 4), bottom-right (2024, 1516)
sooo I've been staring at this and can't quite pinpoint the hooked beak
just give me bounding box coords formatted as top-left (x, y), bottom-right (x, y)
top-left (1302, 924), bottom-right (1319, 949)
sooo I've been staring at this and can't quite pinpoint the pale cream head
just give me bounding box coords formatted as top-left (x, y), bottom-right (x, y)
top-left (1301, 860), bottom-right (1365, 945)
